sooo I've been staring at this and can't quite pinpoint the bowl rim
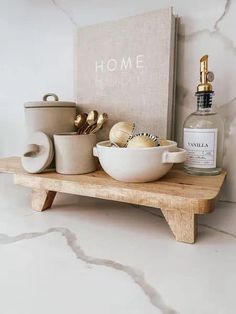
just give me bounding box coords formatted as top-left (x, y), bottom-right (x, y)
top-left (96, 140), bottom-right (177, 150)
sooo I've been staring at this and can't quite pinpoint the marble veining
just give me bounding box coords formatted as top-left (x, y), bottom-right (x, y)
top-left (51, 0), bottom-right (78, 27)
top-left (214, 0), bottom-right (231, 31)
top-left (1, 205), bottom-right (236, 314)
top-left (0, 227), bottom-right (176, 314)
top-left (1, 174), bottom-right (236, 313)
top-left (179, 0), bottom-right (235, 53)
top-left (1, 201), bottom-right (236, 314)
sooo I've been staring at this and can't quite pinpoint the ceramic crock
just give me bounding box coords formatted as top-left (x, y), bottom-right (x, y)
top-left (93, 140), bottom-right (186, 182)
top-left (54, 133), bottom-right (97, 175)
top-left (24, 93), bottom-right (76, 138)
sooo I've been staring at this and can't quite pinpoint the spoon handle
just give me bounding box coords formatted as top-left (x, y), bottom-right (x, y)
top-left (90, 124), bottom-right (101, 134)
top-left (77, 123), bottom-right (85, 134)
top-left (88, 124), bottom-right (98, 134)
top-left (76, 113), bottom-right (88, 134)
top-left (83, 125), bottom-right (91, 134)
top-left (78, 121), bottom-right (88, 134)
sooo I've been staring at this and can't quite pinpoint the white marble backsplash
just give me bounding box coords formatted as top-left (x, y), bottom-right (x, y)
top-left (0, 0), bottom-right (235, 201)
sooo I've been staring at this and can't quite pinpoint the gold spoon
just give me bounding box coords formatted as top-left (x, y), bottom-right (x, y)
top-left (78, 113), bottom-right (88, 134)
top-left (83, 110), bottom-right (98, 134)
top-left (90, 113), bottom-right (108, 134)
top-left (74, 113), bottom-right (87, 133)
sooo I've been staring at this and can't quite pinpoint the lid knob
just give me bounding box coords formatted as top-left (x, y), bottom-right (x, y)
top-left (23, 144), bottom-right (40, 157)
top-left (43, 93), bottom-right (59, 102)
top-left (21, 132), bottom-right (54, 173)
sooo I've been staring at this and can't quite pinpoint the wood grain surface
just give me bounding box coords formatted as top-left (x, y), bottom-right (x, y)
top-left (0, 157), bottom-right (226, 214)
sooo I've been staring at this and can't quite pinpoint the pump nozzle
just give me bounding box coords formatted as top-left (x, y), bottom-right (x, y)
top-left (197, 55), bottom-right (214, 92)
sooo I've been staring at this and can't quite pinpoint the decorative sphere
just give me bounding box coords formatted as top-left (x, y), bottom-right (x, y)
top-left (127, 134), bottom-right (157, 148)
top-left (109, 122), bottom-right (135, 147)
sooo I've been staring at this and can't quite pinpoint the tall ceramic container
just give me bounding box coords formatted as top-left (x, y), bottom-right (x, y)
top-left (24, 93), bottom-right (76, 138)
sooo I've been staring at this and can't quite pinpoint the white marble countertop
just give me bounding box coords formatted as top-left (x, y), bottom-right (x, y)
top-left (0, 173), bottom-right (235, 314)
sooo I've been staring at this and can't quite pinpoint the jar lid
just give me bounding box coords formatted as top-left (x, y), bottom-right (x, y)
top-left (24, 93), bottom-right (76, 108)
top-left (21, 132), bottom-right (54, 173)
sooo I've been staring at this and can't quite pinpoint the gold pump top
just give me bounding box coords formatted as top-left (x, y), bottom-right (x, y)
top-left (197, 55), bottom-right (214, 92)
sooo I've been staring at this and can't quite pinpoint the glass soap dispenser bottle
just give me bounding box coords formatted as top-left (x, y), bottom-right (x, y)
top-left (183, 55), bottom-right (224, 175)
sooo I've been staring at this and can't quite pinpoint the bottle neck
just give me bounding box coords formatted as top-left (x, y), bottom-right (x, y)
top-left (197, 107), bottom-right (213, 113)
top-left (195, 91), bottom-right (214, 111)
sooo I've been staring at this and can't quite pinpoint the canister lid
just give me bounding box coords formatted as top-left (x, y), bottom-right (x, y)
top-left (24, 93), bottom-right (76, 108)
top-left (21, 131), bottom-right (54, 173)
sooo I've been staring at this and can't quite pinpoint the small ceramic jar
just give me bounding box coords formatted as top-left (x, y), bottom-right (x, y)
top-left (54, 133), bottom-right (97, 175)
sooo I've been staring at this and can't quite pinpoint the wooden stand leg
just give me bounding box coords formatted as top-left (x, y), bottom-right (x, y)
top-left (31, 189), bottom-right (57, 212)
top-left (161, 209), bottom-right (197, 244)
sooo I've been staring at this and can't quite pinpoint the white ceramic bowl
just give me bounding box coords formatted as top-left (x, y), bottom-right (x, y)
top-left (93, 140), bottom-right (186, 182)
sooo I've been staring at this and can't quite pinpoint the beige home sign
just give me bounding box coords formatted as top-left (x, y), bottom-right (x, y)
top-left (76, 8), bottom-right (178, 140)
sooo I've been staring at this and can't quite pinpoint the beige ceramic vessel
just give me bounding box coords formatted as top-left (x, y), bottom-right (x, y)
top-left (54, 133), bottom-right (97, 175)
top-left (24, 93), bottom-right (76, 138)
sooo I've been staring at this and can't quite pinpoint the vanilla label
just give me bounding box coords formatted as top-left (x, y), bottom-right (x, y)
top-left (184, 128), bottom-right (218, 168)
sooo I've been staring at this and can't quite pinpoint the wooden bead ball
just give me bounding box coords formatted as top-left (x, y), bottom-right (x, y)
top-left (109, 122), bottom-right (135, 147)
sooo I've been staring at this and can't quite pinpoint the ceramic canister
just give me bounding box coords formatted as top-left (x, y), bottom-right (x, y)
top-left (24, 93), bottom-right (76, 138)
top-left (54, 133), bottom-right (97, 175)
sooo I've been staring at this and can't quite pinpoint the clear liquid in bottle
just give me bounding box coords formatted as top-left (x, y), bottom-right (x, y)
top-left (183, 55), bottom-right (224, 175)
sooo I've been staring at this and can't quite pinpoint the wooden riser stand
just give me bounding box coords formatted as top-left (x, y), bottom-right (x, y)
top-left (0, 157), bottom-right (226, 244)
